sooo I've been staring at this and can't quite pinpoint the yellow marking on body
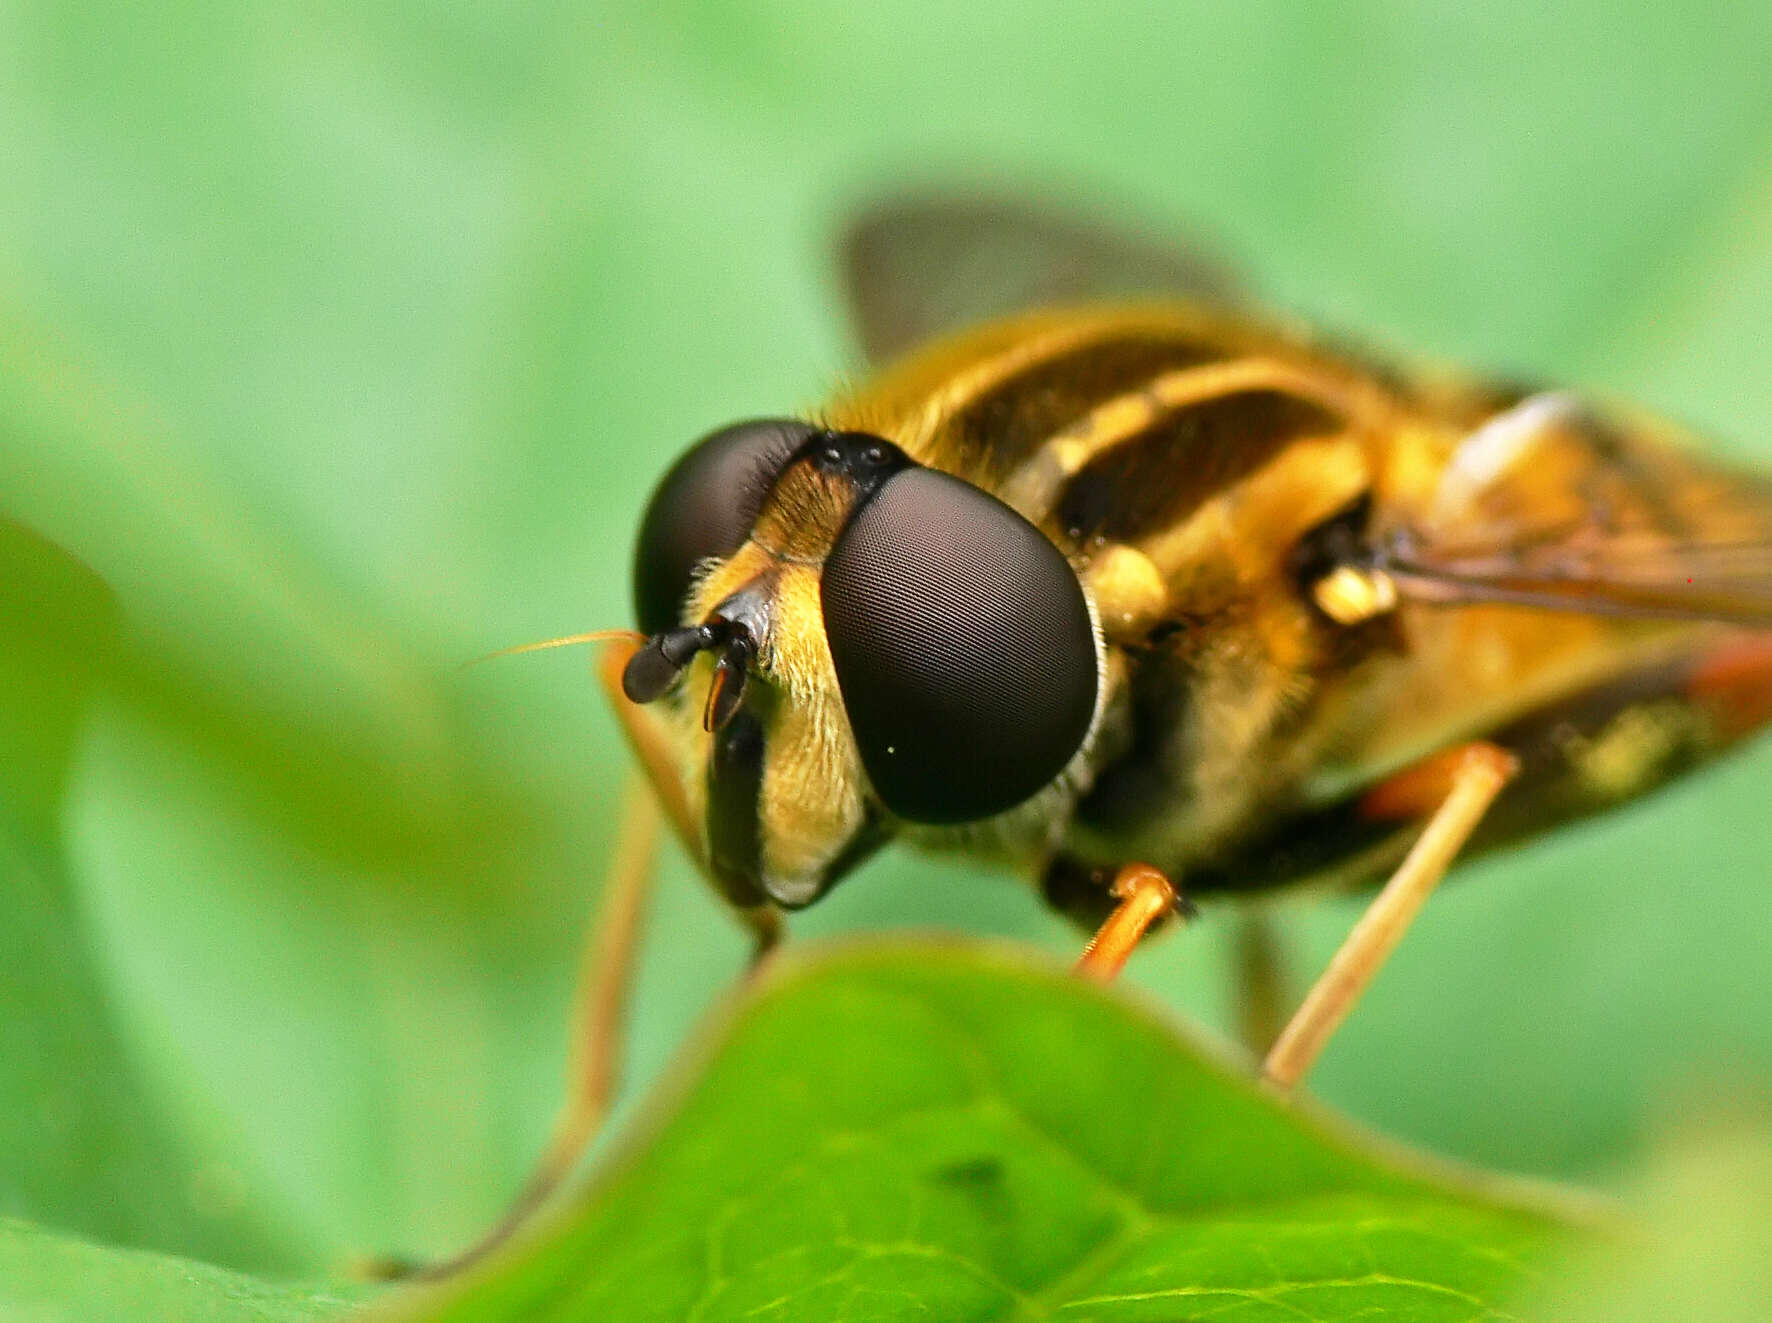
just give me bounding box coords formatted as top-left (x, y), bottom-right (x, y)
top-left (748, 459), bottom-right (861, 561)
top-left (754, 565), bottom-right (871, 884)
top-left (1426, 391), bottom-right (1582, 530)
top-left (762, 692), bottom-right (868, 883)
top-left (689, 542), bottom-right (777, 637)
top-left (1145, 435), bottom-right (1372, 586)
top-left (1000, 357), bottom-right (1371, 518)
top-left (1084, 543), bottom-right (1170, 638)
top-left (1312, 566), bottom-right (1398, 625)
top-left (1564, 700), bottom-right (1693, 801)
top-left (764, 565), bottom-right (840, 702)
top-left (906, 314), bottom-right (1146, 453)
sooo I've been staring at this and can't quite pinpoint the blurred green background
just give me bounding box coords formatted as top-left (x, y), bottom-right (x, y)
top-left (4, 0), bottom-right (1772, 1285)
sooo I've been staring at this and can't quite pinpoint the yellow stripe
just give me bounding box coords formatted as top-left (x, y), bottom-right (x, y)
top-left (999, 357), bottom-right (1370, 519)
top-left (906, 315), bottom-right (1146, 451)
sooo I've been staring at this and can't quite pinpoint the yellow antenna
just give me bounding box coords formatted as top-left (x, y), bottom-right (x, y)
top-left (463, 629), bottom-right (645, 669)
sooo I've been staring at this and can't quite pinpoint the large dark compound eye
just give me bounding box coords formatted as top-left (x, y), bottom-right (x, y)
top-left (632, 419), bottom-right (815, 635)
top-left (821, 467), bottom-right (1098, 824)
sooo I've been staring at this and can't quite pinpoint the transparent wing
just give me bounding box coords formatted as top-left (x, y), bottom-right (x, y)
top-left (1383, 394), bottom-right (1772, 626)
top-left (1386, 537), bottom-right (1772, 625)
top-left (839, 192), bottom-right (1245, 365)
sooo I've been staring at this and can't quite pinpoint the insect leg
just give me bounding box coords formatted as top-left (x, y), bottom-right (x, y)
top-left (1263, 741), bottom-right (1517, 1092)
top-left (399, 641), bottom-right (789, 1281)
top-left (738, 902), bottom-right (783, 967)
top-left (415, 769), bottom-right (662, 1280)
top-left (1234, 907), bottom-right (1290, 1056)
top-left (1075, 862), bottom-right (1190, 980)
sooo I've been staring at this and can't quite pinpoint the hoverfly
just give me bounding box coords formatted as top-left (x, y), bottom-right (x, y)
top-left (439, 194), bottom-right (1772, 1274)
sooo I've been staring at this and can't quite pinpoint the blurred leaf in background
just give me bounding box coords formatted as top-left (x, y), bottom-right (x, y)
top-left (0, 520), bottom-right (257, 1261)
top-left (1, 0), bottom-right (1771, 1314)
top-left (0, 1219), bottom-right (354, 1323)
top-left (1521, 1114), bottom-right (1772, 1323)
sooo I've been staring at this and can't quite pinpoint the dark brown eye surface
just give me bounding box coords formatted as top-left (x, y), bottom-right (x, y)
top-left (821, 467), bottom-right (1098, 824)
top-left (632, 419), bottom-right (815, 635)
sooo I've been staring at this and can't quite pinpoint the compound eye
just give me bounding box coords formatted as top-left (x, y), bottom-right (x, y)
top-left (821, 467), bottom-right (1098, 824)
top-left (632, 419), bottom-right (815, 634)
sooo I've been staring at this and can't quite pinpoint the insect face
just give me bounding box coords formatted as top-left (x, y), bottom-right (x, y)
top-left (624, 422), bottom-right (1103, 909)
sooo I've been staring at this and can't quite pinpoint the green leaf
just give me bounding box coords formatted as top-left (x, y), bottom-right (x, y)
top-left (374, 943), bottom-right (1569, 1323)
top-left (0, 1219), bottom-right (356, 1323)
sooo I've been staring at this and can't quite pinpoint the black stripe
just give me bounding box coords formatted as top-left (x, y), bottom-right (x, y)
top-left (946, 331), bottom-right (1218, 483)
top-left (1055, 388), bottom-right (1340, 545)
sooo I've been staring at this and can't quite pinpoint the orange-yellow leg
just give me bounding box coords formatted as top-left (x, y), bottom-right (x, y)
top-left (1262, 741), bottom-right (1517, 1093)
top-left (412, 644), bottom-right (782, 1281)
top-left (1075, 863), bottom-right (1187, 980)
top-left (415, 769), bottom-right (662, 1280)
